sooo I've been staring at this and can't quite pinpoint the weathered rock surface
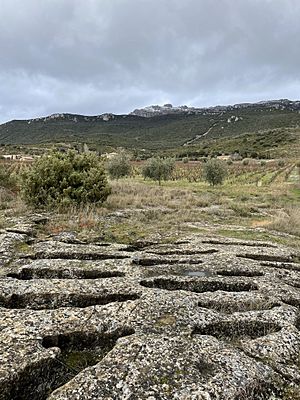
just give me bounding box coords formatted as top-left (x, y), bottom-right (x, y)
top-left (0, 224), bottom-right (300, 399)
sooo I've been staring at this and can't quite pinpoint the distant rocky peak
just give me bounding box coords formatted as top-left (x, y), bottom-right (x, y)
top-left (130, 104), bottom-right (203, 117)
top-left (26, 112), bottom-right (116, 125)
top-left (130, 99), bottom-right (300, 118)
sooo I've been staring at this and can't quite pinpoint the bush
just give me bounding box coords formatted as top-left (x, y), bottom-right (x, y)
top-left (142, 157), bottom-right (175, 185)
top-left (203, 159), bottom-right (227, 186)
top-left (0, 164), bottom-right (18, 191)
top-left (21, 151), bottom-right (111, 209)
top-left (278, 159), bottom-right (285, 167)
top-left (106, 151), bottom-right (132, 179)
top-left (242, 159), bottom-right (249, 166)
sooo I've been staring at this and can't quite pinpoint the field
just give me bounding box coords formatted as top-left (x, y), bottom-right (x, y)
top-left (1, 157), bottom-right (299, 248)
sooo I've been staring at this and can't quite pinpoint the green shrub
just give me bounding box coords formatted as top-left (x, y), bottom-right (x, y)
top-left (203, 159), bottom-right (227, 186)
top-left (142, 157), bottom-right (175, 185)
top-left (278, 159), bottom-right (285, 167)
top-left (21, 151), bottom-right (111, 209)
top-left (106, 151), bottom-right (132, 179)
top-left (0, 164), bottom-right (17, 191)
top-left (242, 159), bottom-right (249, 166)
top-left (182, 157), bottom-right (189, 164)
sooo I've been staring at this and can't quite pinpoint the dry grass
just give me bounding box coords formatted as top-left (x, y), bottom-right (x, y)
top-left (269, 207), bottom-right (300, 237)
top-left (107, 179), bottom-right (228, 210)
top-left (0, 187), bottom-right (27, 218)
top-left (1, 163), bottom-right (299, 247)
top-left (106, 180), bottom-right (197, 209)
top-left (43, 180), bottom-right (219, 243)
top-left (40, 177), bottom-right (297, 245)
top-left (45, 204), bottom-right (109, 236)
top-left (0, 188), bottom-right (15, 210)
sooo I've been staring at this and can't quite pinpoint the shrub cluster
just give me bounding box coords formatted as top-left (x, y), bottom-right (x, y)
top-left (0, 164), bottom-right (17, 190)
top-left (203, 159), bottom-right (227, 186)
top-left (22, 151), bottom-right (111, 209)
top-left (106, 151), bottom-right (132, 179)
top-left (142, 157), bottom-right (175, 185)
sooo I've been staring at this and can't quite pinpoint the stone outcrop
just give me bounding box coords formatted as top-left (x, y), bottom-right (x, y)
top-left (130, 99), bottom-right (300, 118)
top-left (0, 219), bottom-right (300, 399)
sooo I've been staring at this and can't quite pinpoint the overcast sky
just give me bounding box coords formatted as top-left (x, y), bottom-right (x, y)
top-left (0, 0), bottom-right (300, 123)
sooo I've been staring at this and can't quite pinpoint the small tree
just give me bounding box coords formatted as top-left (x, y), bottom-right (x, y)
top-left (21, 150), bottom-right (111, 209)
top-left (142, 157), bottom-right (175, 185)
top-left (203, 159), bottom-right (227, 186)
top-left (106, 151), bottom-right (132, 179)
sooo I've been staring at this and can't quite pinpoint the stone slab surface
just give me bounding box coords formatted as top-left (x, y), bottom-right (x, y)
top-left (0, 219), bottom-right (300, 399)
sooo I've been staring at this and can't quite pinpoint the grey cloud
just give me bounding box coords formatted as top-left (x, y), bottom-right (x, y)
top-left (0, 0), bottom-right (300, 122)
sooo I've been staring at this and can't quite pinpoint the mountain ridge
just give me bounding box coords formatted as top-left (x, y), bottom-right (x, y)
top-left (130, 99), bottom-right (300, 117)
top-left (2, 98), bottom-right (300, 125)
top-left (1, 99), bottom-right (300, 153)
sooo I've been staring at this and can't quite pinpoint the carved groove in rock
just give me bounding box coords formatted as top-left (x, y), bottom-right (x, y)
top-left (0, 292), bottom-right (140, 310)
top-left (146, 249), bottom-right (218, 256)
top-left (32, 253), bottom-right (130, 260)
top-left (282, 298), bottom-right (300, 308)
top-left (132, 257), bottom-right (203, 266)
top-left (202, 240), bottom-right (275, 247)
top-left (7, 268), bottom-right (125, 280)
top-left (260, 262), bottom-right (300, 272)
top-left (192, 320), bottom-right (281, 341)
top-left (216, 269), bottom-right (264, 277)
top-left (237, 254), bottom-right (299, 263)
top-left (198, 300), bottom-right (281, 313)
top-left (140, 277), bottom-right (258, 293)
top-left (7, 328), bottom-right (134, 400)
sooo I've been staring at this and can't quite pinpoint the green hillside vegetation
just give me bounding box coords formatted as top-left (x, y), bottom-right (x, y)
top-left (207, 108), bottom-right (300, 139)
top-left (0, 114), bottom-right (212, 149)
top-left (1, 105), bottom-right (300, 154)
top-left (168, 128), bottom-right (300, 159)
